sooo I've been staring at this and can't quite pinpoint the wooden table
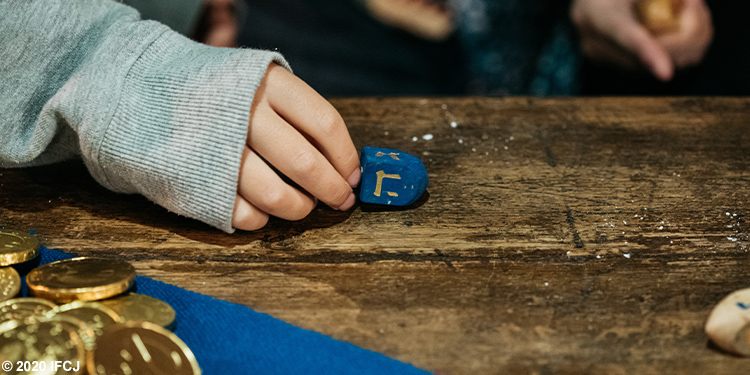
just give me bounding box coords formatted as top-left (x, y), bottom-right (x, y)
top-left (2, 97), bottom-right (750, 374)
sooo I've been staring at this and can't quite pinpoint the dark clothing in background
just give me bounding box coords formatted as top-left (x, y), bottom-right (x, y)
top-left (237, 0), bottom-right (467, 97)
top-left (123, 0), bottom-right (204, 35)
top-left (132, 0), bottom-right (750, 97)
top-left (237, 0), bottom-right (579, 97)
top-left (452, 0), bottom-right (578, 96)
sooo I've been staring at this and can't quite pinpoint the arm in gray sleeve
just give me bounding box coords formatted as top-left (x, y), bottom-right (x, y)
top-left (0, 0), bottom-right (289, 232)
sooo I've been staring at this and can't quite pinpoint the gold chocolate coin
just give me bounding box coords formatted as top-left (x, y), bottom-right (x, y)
top-left (636, 0), bottom-right (682, 35)
top-left (101, 293), bottom-right (176, 329)
top-left (0, 267), bottom-right (21, 302)
top-left (26, 257), bottom-right (135, 303)
top-left (0, 228), bottom-right (40, 266)
top-left (39, 314), bottom-right (98, 352)
top-left (87, 321), bottom-right (201, 375)
top-left (0, 297), bottom-right (56, 324)
top-left (0, 319), bottom-right (86, 374)
top-left (48, 301), bottom-right (122, 338)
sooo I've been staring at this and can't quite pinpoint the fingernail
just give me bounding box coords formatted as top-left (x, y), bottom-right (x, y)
top-left (347, 168), bottom-right (361, 187)
top-left (338, 192), bottom-right (356, 211)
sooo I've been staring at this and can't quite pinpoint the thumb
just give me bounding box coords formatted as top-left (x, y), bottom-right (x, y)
top-left (623, 25), bottom-right (675, 81)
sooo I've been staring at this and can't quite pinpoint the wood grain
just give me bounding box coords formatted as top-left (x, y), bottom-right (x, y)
top-left (2, 97), bottom-right (750, 374)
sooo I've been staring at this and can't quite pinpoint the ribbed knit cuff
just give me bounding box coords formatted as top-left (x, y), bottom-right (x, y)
top-left (97, 30), bottom-right (289, 232)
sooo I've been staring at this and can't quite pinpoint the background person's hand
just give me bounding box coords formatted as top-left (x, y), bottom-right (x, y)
top-left (571, 0), bottom-right (713, 81)
top-left (201, 0), bottom-right (238, 47)
top-left (232, 64), bottom-right (361, 231)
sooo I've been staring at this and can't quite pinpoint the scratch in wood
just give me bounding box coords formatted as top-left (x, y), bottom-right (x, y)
top-left (484, 185), bottom-right (614, 206)
top-left (486, 260), bottom-right (496, 293)
top-left (565, 207), bottom-right (585, 248)
top-left (544, 145), bottom-right (558, 168)
top-left (75, 249), bottom-right (583, 265)
top-left (433, 249), bottom-right (456, 271)
top-left (534, 128), bottom-right (558, 167)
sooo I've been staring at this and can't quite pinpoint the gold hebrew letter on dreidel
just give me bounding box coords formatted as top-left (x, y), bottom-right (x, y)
top-left (376, 152), bottom-right (400, 160)
top-left (374, 170), bottom-right (401, 197)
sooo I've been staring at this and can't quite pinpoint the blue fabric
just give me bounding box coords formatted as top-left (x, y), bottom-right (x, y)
top-left (19, 246), bottom-right (430, 375)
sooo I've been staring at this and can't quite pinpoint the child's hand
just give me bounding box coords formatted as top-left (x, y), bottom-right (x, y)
top-left (232, 64), bottom-right (361, 230)
top-left (571, 0), bottom-right (713, 81)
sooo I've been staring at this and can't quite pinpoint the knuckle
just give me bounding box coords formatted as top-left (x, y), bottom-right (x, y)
top-left (314, 105), bottom-right (345, 137)
top-left (328, 183), bottom-right (351, 207)
top-left (291, 150), bottom-right (320, 175)
top-left (286, 199), bottom-right (315, 221)
top-left (260, 187), bottom-right (288, 210)
top-left (342, 150), bottom-right (360, 173)
top-left (246, 215), bottom-right (270, 231)
top-left (233, 208), bottom-right (269, 231)
top-left (257, 185), bottom-right (314, 221)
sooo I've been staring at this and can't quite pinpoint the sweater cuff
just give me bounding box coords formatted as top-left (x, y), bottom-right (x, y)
top-left (97, 30), bottom-right (289, 233)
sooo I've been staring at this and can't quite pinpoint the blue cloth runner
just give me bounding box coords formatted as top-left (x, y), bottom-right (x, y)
top-left (19, 247), bottom-right (430, 375)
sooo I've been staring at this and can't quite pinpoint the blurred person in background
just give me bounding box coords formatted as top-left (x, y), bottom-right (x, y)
top-left (132, 0), bottom-right (733, 96)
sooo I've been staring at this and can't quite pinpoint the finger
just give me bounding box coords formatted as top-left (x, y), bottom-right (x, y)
top-left (204, 26), bottom-right (237, 48)
top-left (612, 19), bottom-right (674, 81)
top-left (232, 195), bottom-right (269, 231)
top-left (581, 31), bottom-right (641, 70)
top-left (264, 65), bottom-right (361, 187)
top-left (238, 147), bottom-right (316, 221)
top-left (203, 0), bottom-right (238, 47)
top-left (248, 104), bottom-right (356, 211)
top-left (656, 0), bottom-right (713, 67)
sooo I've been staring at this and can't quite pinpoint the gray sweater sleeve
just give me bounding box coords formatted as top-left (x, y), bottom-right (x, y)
top-left (0, 0), bottom-right (290, 233)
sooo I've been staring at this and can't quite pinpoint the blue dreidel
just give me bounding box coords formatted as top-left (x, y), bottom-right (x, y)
top-left (359, 146), bottom-right (428, 206)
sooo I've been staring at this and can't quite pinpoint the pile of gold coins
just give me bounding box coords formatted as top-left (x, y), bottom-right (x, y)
top-left (0, 228), bottom-right (201, 374)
